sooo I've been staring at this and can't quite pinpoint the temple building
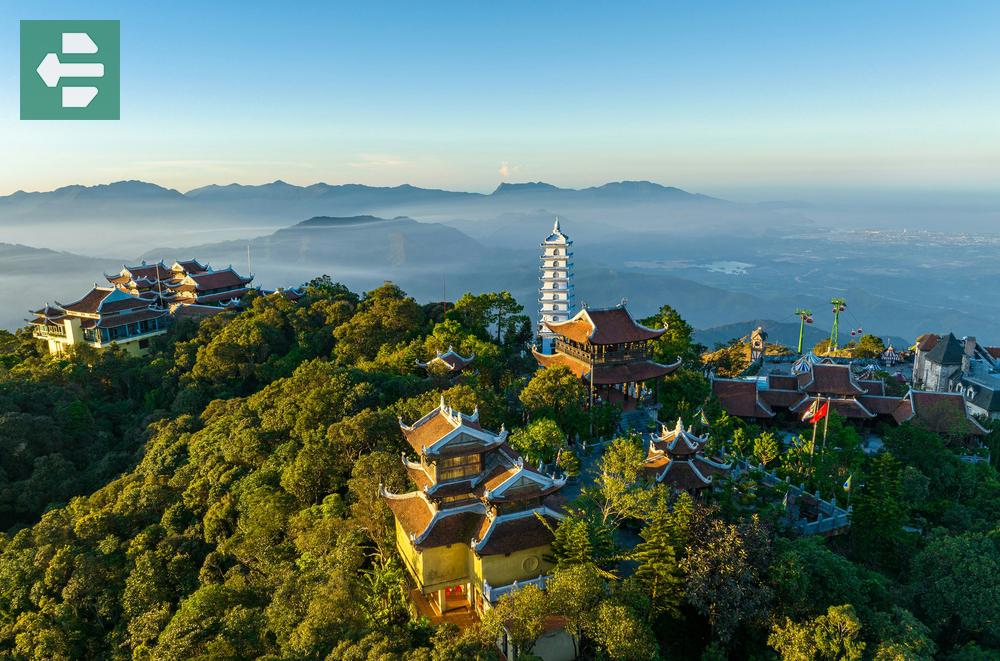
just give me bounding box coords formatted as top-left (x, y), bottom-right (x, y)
top-left (30, 258), bottom-right (268, 356)
top-left (532, 303), bottom-right (681, 410)
top-left (912, 333), bottom-right (1000, 420)
top-left (893, 390), bottom-right (988, 439)
top-left (30, 286), bottom-right (169, 355)
top-left (106, 259), bottom-right (255, 309)
top-left (382, 398), bottom-right (567, 619)
top-left (643, 419), bottom-right (731, 494)
top-left (415, 346), bottom-right (475, 376)
top-left (712, 361), bottom-right (988, 440)
top-left (537, 218), bottom-right (575, 354)
top-left (712, 361), bottom-right (903, 423)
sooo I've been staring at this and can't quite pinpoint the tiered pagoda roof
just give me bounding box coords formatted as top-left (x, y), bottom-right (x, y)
top-left (383, 398), bottom-right (566, 555)
top-left (532, 304), bottom-right (681, 385)
top-left (106, 260), bottom-right (256, 309)
top-left (415, 346), bottom-right (475, 374)
top-left (543, 306), bottom-right (666, 346)
top-left (643, 419), bottom-right (732, 492)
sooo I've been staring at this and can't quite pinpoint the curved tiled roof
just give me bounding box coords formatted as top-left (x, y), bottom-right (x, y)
top-left (711, 378), bottom-right (775, 418)
top-left (543, 306), bottom-right (665, 345)
top-left (532, 347), bottom-right (680, 384)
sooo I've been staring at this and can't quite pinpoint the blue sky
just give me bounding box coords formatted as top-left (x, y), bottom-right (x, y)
top-left (1, 1), bottom-right (999, 199)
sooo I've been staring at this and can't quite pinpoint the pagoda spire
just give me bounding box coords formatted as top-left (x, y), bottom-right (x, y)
top-left (537, 217), bottom-right (575, 354)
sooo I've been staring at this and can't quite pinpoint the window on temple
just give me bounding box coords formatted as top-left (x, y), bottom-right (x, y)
top-left (437, 454), bottom-right (481, 481)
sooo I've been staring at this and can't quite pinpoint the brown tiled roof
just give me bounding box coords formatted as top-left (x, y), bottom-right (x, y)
top-left (195, 288), bottom-right (253, 304)
top-left (798, 363), bottom-right (865, 396)
top-left (187, 269), bottom-right (252, 290)
top-left (171, 304), bottom-right (228, 321)
top-left (858, 395), bottom-right (907, 415)
top-left (96, 308), bottom-right (168, 329)
top-left (438, 353), bottom-right (473, 370)
top-left (909, 391), bottom-right (987, 436)
top-left (711, 379), bottom-right (774, 418)
top-left (544, 307), bottom-right (665, 345)
top-left (100, 295), bottom-right (152, 314)
top-left (402, 410), bottom-right (461, 453)
top-left (59, 287), bottom-right (114, 314)
top-left (384, 494), bottom-right (434, 539)
top-left (483, 466), bottom-right (519, 492)
top-left (694, 455), bottom-right (731, 477)
top-left (892, 396), bottom-right (916, 424)
top-left (659, 460), bottom-right (712, 491)
top-left (31, 304), bottom-right (65, 319)
top-left (173, 259), bottom-right (208, 274)
top-left (917, 334), bottom-right (940, 352)
top-left (405, 463), bottom-right (433, 491)
top-left (400, 405), bottom-right (496, 458)
top-left (768, 374), bottom-right (799, 390)
top-left (419, 510), bottom-right (485, 548)
top-left (477, 514), bottom-right (556, 555)
top-left (124, 262), bottom-right (171, 280)
top-left (759, 388), bottom-right (808, 409)
top-left (860, 380), bottom-right (885, 396)
top-left (532, 348), bottom-right (679, 384)
top-left (429, 479), bottom-right (478, 499)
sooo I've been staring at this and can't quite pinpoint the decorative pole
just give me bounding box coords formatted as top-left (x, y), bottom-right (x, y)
top-left (795, 309), bottom-right (813, 354)
top-left (829, 298), bottom-right (847, 352)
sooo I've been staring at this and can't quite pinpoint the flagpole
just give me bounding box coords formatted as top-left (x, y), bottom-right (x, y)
top-left (822, 396), bottom-right (831, 452)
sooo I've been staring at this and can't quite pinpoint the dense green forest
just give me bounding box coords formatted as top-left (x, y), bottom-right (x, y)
top-left (0, 283), bottom-right (998, 660)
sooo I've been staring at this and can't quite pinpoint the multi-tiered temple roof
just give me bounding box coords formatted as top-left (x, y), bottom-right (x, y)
top-left (643, 419), bottom-right (732, 492)
top-left (106, 259), bottom-right (255, 309)
top-left (533, 305), bottom-right (681, 385)
top-left (383, 398), bottom-right (566, 555)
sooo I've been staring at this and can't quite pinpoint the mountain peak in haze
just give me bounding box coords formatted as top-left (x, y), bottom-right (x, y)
top-left (492, 182), bottom-right (563, 195)
top-left (15, 180), bottom-right (185, 200)
top-left (293, 215), bottom-right (393, 228)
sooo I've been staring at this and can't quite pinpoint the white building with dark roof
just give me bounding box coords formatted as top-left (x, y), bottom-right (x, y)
top-left (913, 332), bottom-right (1000, 420)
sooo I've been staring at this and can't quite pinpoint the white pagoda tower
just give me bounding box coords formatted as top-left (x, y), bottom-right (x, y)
top-left (538, 218), bottom-right (575, 354)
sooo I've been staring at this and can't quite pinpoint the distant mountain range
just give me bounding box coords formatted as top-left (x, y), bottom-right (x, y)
top-left (4, 179), bottom-right (999, 342)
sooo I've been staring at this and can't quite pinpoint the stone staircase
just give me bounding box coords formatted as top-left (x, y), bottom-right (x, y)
top-left (619, 408), bottom-right (657, 434)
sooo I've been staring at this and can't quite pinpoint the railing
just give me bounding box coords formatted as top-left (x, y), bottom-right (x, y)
top-left (33, 325), bottom-right (66, 339)
top-left (481, 574), bottom-right (549, 604)
top-left (733, 459), bottom-right (851, 536)
top-left (554, 340), bottom-right (593, 363)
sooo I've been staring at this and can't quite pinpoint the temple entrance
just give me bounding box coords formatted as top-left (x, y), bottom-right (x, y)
top-left (593, 381), bottom-right (655, 412)
top-left (442, 584), bottom-right (470, 612)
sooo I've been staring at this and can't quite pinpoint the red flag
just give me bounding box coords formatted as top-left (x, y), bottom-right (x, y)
top-left (809, 400), bottom-right (830, 424)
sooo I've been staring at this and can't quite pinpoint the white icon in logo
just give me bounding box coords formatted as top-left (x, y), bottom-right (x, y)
top-left (36, 32), bottom-right (104, 108)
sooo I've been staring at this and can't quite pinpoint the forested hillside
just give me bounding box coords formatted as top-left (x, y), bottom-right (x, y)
top-left (0, 281), bottom-right (997, 660)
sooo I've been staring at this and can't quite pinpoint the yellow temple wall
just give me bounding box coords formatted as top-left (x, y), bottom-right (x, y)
top-left (476, 544), bottom-right (552, 587)
top-left (418, 543), bottom-right (471, 592)
top-left (394, 518), bottom-right (423, 583)
top-left (394, 519), bottom-right (473, 593)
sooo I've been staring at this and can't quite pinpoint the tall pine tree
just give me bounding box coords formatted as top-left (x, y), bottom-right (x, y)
top-left (633, 488), bottom-right (684, 620)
